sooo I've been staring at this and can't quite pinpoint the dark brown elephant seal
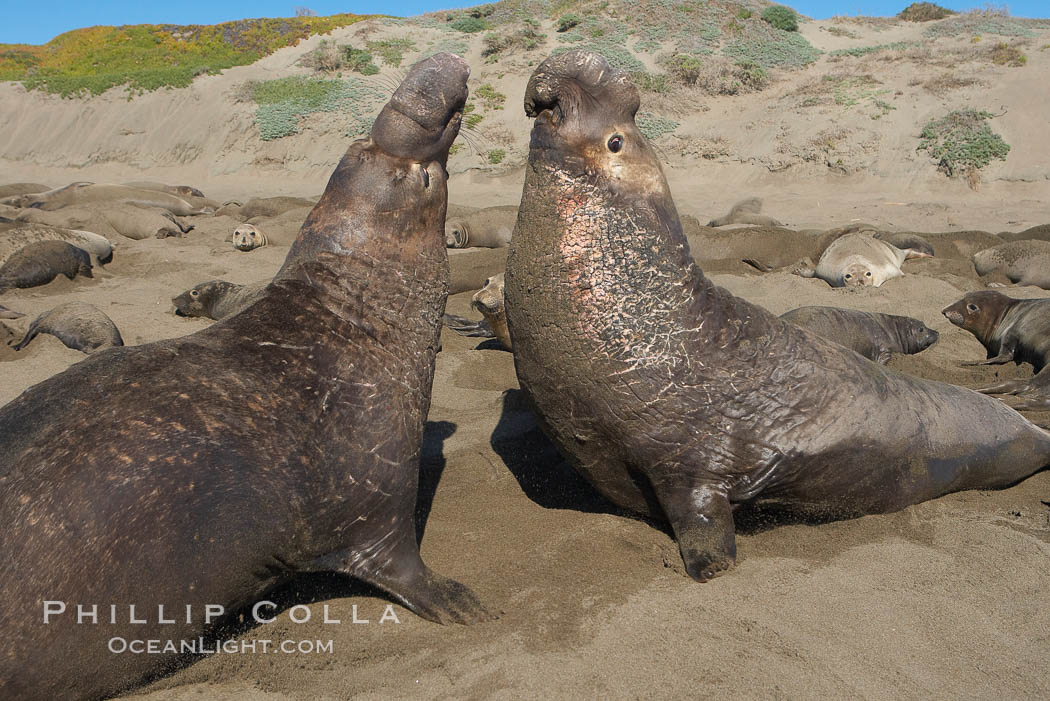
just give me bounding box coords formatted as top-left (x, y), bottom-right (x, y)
top-left (707, 197), bottom-right (781, 227)
top-left (973, 240), bottom-right (1050, 289)
top-left (504, 50), bottom-right (1050, 583)
top-left (445, 205), bottom-right (517, 248)
top-left (942, 290), bottom-right (1050, 410)
top-left (779, 306), bottom-right (939, 364)
top-left (172, 279), bottom-right (267, 320)
top-left (0, 53), bottom-right (490, 701)
top-left (0, 240), bottom-right (93, 291)
top-left (13, 302), bottom-right (124, 353)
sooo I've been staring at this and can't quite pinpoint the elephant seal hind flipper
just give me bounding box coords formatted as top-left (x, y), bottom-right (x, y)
top-left (13, 302), bottom-right (124, 353)
top-left (444, 313), bottom-right (495, 337)
top-left (0, 304), bottom-right (23, 319)
top-left (505, 49), bottom-right (1050, 584)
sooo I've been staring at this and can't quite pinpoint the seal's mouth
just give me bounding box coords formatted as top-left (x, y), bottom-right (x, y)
top-left (942, 308), bottom-right (963, 325)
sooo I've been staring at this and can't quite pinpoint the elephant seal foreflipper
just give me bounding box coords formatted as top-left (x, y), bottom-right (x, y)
top-left (780, 306), bottom-right (939, 364)
top-left (172, 279), bottom-right (267, 320)
top-left (13, 302), bottom-right (123, 353)
top-left (942, 290), bottom-right (1050, 410)
top-left (0, 53), bottom-right (490, 701)
top-left (0, 240), bottom-right (93, 291)
top-left (505, 50), bottom-right (1050, 583)
top-left (973, 240), bottom-right (1050, 289)
top-left (445, 205), bottom-right (518, 248)
top-left (707, 197), bottom-right (782, 228)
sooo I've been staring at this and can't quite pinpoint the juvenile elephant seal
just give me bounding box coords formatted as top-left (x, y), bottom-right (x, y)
top-left (779, 306), bottom-right (939, 364)
top-left (972, 240), bottom-right (1050, 289)
top-left (172, 279), bottom-right (267, 320)
top-left (0, 222), bottom-right (113, 266)
top-left (707, 197), bottom-right (782, 228)
top-left (444, 273), bottom-right (510, 350)
top-left (0, 53), bottom-right (488, 701)
top-left (942, 290), bottom-right (1050, 410)
top-left (233, 196), bottom-right (318, 220)
top-left (801, 232), bottom-right (929, 287)
top-left (505, 51), bottom-right (1050, 583)
top-left (445, 205), bottom-right (518, 248)
top-left (13, 302), bottom-right (124, 353)
top-left (0, 240), bottom-right (93, 291)
top-left (232, 223), bottom-right (269, 251)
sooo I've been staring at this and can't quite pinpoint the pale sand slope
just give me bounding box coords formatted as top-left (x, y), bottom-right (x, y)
top-left (2, 197), bottom-right (1049, 699)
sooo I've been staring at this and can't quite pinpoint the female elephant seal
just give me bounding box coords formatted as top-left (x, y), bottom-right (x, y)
top-left (505, 51), bottom-right (1050, 583)
top-left (779, 306), bottom-right (939, 364)
top-left (232, 223), bottom-right (269, 251)
top-left (942, 290), bottom-right (1050, 410)
top-left (0, 54), bottom-right (489, 701)
top-left (445, 204), bottom-right (518, 248)
top-left (13, 301), bottom-right (124, 353)
top-left (972, 240), bottom-right (1050, 289)
top-left (444, 273), bottom-right (511, 350)
top-left (801, 231), bottom-right (929, 287)
top-left (0, 240), bottom-right (93, 291)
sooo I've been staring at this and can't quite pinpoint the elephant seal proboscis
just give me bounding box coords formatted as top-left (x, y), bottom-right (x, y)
top-left (0, 240), bottom-right (93, 291)
top-left (232, 223), bottom-right (269, 251)
top-left (0, 53), bottom-right (490, 701)
top-left (13, 301), bottom-right (124, 353)
top-left (779, 306), bottom-right (939, 364)
top-left (444, 273), bottom-right (510, 350)
top-left (707, 197), bottom-right (782, 228)
top-left (942, 290), bottom-right (1050, 410)
top-left (504, 50), bottom-right (1050, 583)
top-left (172, 279), bottom-right (267, 320)
top-left (445, 204), bottom-right (518, 248)
top-left (973, 240), bottom-right (1050, 290)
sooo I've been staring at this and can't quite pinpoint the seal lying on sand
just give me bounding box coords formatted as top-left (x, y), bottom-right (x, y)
top-left (123, 180), bottom-right (206, 199)
top-left (13, 301), bottom-right (124, 353)
top-left (232, 223), bottom-right (268, 251)
top-left (0, 222), bottom-right (113, 266)
top-left (707, 197), bottom-right (782, 228)
top-left (0, 54), bottom-right (490, 701)
top-left (505, 50), bottom-right (1050, 583)
top-left (997, 223), bottom-right (1050, 243)
top-left (973, 240), bottom-right (1050, 289)
top-left (0, 240), bottom-right (93, 291)
top-left (798, 232), bottom-right (931, 287)
top-left (445, 205), bottom-right (517, 248)
top-left (172, 279), bottom-right (267, 320)
top-left (943, 290), bottom-right (1050, 410)
top-left (14, 183), bottom-right (209, 216)
top-left (16, 202), bottom-right (193, 240)
top-left (444, 273), bottom-right (510, 350)
top-left (780, 306), bottom-right (939, 364)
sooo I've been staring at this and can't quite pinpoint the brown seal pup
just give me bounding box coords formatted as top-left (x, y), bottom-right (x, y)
top-left (0, 53), bottom-right (488, 701)
top-left (0, 240), bottom-right (93, 291)
top-left (172, 279), bottom-right (267, 320)
top-left (13, 301), bottom-right (124, 353)
top-left (942, 290), bottom-right (1050, 410)
top-left (232, 223), bottom-right (269, 251)
top-left (504, 50), bottom-right (1050, 583)
top-left (444, 273), bottom-right (511, 350)
top-left (972, 240), bottom-right (1050, 289)
top-left (707, 197), bottom-right (782, 228)
top-left (779, 306), bottom-right (939, 364)
top-left (445, 205), bottom-right (518, 248)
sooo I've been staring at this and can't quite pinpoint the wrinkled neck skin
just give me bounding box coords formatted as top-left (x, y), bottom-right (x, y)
top-left (270, 140), bottom-right (450, 363)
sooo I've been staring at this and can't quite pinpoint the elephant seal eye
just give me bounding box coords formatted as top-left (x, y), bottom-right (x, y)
top-left (421, 168), bottom-right (430, 188)
top-left (967, 304), bottom-right (977, 312)
top-left (607, 135), bottom-right (623, 153)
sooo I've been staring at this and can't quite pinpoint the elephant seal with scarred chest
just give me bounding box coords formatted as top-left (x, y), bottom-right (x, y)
top-left (0, 54), bottom-right (490, 701)
top-left (505, 50), bottom-right (1050, 583)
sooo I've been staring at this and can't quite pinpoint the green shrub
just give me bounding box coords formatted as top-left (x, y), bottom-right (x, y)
top-left (665, 54), bottom-right (704, 85)
top-left (630, 71), bottom-right (671, 93)
top-left (761, 6), bottom-right (799, 32)
top-left (723, 31), bottom-right (821, 68)
top-left (636, 112), bottom-right (679, 140)
top-left (488, 148), bottom-right (505, 164)
top-left (557, 14), bottom-right (582, 32)
top-left (898, 2), bottom-right (955, 22)
top-left (450, 16), bottom-right (486, 33)
top-left (475, 83), bottom-right (506, 109)
top-left (366, 39), bottom-right (415, 67)
top-left (738, 8), bottom-right (753, 20)
top-left (918, 109), bottom-right (1010, 177)
top-left (343, 47), bottom-right (379, 75)
top-left (988, 42), bottom-right (1026, 66)
top-left (250, 75), bottom-right (383, 141)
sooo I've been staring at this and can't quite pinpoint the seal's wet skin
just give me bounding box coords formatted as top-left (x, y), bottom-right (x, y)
top-left (0, 53), bottom-right (489, 701)
top-left (504, 50), bottom-right (1050, 583)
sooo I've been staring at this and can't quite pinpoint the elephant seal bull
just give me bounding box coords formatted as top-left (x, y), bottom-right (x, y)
top-left (0, 53), bottom-right (490, 701)
top-left (504, 50), bottom-right (1050, 583)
